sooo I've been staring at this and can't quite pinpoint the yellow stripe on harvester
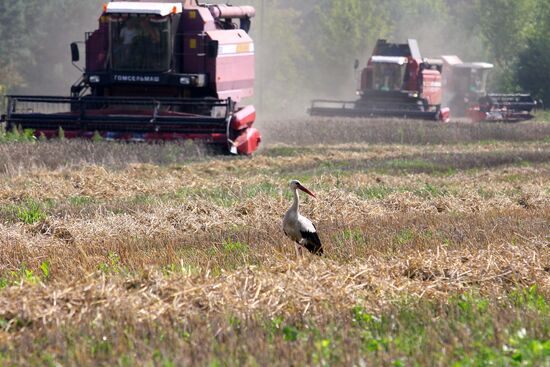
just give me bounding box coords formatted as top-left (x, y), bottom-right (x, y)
top-left (218, 43), bottom-right (255, 55)
top-left (236, 43), bottom-right (251, 53)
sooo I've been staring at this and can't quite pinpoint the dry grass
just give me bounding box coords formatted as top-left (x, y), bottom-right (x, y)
top-left (259, 117), bottom-right (550, 145)
top-left (0, 122), bottom-right (549, 365)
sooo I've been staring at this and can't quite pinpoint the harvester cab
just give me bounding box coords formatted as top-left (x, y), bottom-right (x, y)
top-left (310, 39), bottom-right (450, 122)
top-left (2, 1), bottom-right (261, 154)
top-left (442, 55), bottom-right (536, 122)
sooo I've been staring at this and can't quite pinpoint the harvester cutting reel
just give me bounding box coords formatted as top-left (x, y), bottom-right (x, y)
top-left (1, 95), bottom-right (260, 155)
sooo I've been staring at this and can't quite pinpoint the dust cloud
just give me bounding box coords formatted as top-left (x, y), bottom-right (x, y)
top-left (233, 0), bottom-right (488, 122)
top-left (14, 1), bottom-right (487, 121)
top-left (14, 1), bottom-right (104, 96)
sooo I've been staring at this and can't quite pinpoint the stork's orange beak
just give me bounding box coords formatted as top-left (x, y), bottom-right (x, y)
top-left (298, 184), bottom-right (316, 198)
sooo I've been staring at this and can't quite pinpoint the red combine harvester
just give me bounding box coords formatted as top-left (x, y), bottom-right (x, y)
top-left (442, 55), bottom-right (537, 122)
top-left (1, 0), bottom-right (260, 154)
top-left (310, 39), bottom-right (450, 122)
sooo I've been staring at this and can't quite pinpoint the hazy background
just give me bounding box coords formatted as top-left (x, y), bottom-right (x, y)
top-left (1, 0), bottom-right (549, 117)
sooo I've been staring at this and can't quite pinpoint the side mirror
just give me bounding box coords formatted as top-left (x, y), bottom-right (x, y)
top-left (240, 17), bottom-right (251, 33)
top-left (70, 42), bottom-right (80, 63)
top-left (354, 59), bottom-right (360, 70)
top-left (208, 41), bottom-right (219, 58)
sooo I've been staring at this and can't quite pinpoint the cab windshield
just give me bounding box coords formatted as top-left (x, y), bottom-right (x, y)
top-left (110, 15), bottom-right (171, 71)
top-left (469, 69), bottom-right (489, 94)
top-left (373, 63), bottom-right (406, 92)
top-left (454, 67), bottom-right (490, 95)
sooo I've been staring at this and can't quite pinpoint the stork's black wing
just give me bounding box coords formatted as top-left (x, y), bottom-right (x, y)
top-left (300, 230), bottom-right (323, 255)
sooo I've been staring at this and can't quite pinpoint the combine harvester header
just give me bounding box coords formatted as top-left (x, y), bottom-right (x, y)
top-left (310, 39), bottom-right (450, 122)
top-left (441, 55), bottom-right (537, 122)
top-left (2, 0), bottom-right (261, 154)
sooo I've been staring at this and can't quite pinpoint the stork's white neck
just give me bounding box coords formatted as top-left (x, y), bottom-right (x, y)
top-left (291, 188), bottom-right (300, 215)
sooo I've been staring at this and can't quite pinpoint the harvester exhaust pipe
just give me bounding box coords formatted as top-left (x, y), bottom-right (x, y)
top-left (208, 5), bottom-right (256, 19)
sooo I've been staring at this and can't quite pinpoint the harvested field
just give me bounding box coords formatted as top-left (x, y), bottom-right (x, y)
top-left (0, 118), bottom-right (549, 366)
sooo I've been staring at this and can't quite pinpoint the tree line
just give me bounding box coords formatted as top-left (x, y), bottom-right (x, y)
top-left (0, 0), bottom-right (547, 113)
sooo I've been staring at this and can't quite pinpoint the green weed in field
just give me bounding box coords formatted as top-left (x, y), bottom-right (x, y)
top-left (387, 159), bottom-right (437, 172)
top-left (455, 293), bottom-right (490, 322)
top-left (203, 188), bottom-right (238, 207)
top-left (90, 336), bottom-right (113, 358)
top-left (117, 355), bottom-right (137, 367)
top-left (265, 146), bottom-right (314, 157)
top-left (40, 261), bottom-right (50, 279)
top-left (229, 315), bottom-right (242, 332)
top-left (0, 263), bottom-right (48, 287)
top-left (393, 229), bottom-right (415, 246)
top-left (0, 126), bottom-right (36, 143)
top-left (265, 316), bottom-right (284, 341)
top-left (352, 305), bottom-right (377, 328)
top-left (356, 185), bottom-right (393, 200)
top-left (243, 182), bottom-right (279, 198)
top-left (312, 338), bottom-right (333, 366)
top-left (99, 252), bottom-right (123, 274)
top-left (222, 241), bottom-right (249, 254)
top-left (501, 174), bottom-right (523, 183)
top-left (282, 325), bottom-right (300, 342)
top-left (58, 127), bottom-right (65, 141)
top-left (176, 185), bottom-right (254, 206)
top-left (510, 286), bottom-right (549, 313)
top-left (16, 199), bottom-right (46, 224)
top-left (129, 194), bottom-right (158, 205)
top-left (68, 195), bottom-right (96, 206)
top-left (333, 229), bottom-right (367, 251)
top-left (92, 131), bottom-right (103, 142)
top-left (414, 183), bottom-right (448, 198)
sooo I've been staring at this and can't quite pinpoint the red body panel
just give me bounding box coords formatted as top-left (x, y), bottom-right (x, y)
top-left (422, 69), bottom-right (443, 106)
top-left (231, 105), bottom-right (256, 130)
top-left (234, 127), bottom-right (261, 155)
top-left (205, 30), bottom-right (255, 102)
top-left (404, 60), bottom-right (420, 92)
top-left (85, 20), bottom-right (109, 72)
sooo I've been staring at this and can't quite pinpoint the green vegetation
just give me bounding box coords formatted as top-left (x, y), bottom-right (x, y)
top-left (356, 185), bottom-right (394, 200)
top-left (98, 252), bottom-right (124, 275)
top-left (0, 262), bottom-right (50, 288)
top-left (0, 292), bottom-right (547, 366)
top-left (0, 126), bottom-right (36, 143)
top-left (16, 199), bottom-right (47, 224)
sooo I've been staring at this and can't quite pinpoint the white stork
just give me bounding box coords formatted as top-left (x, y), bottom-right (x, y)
top-left (282, 180), bottom-right (323, 256)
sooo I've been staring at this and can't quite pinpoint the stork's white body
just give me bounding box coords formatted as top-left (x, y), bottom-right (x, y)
top-left (282, 181), bottom-right (323, 255)
top-left (283, 205), bottom-right (316, 244)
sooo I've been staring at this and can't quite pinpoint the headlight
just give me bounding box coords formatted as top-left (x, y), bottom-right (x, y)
top-left (179, 77), bottom-right (191, 85)
top-left (89, 75), bottom-right (100, 83)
